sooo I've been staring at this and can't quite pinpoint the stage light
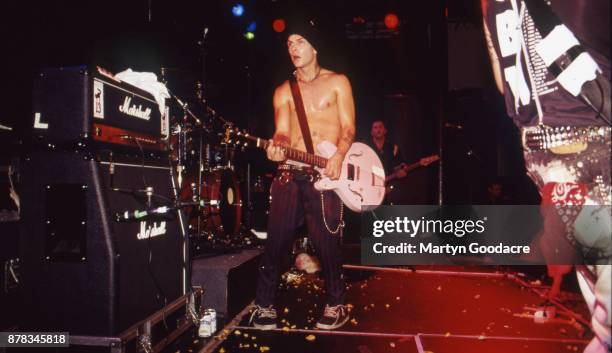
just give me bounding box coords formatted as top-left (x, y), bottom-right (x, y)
top-left (384, 13), bottom-right (399, 30)
top-left (352, 16), bottom-right (366, 24)
top-left (247, 21), bottom-right (257, 32)
top-left (245, 32), bottom-right (255, 40)
top-left (232, 4), bottom-right (244, 17)
top-left (272, 18), bottom-right (286, 33)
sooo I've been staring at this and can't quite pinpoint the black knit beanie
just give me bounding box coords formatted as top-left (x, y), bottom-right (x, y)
top-left (285, 17), bottom-right (322, 52)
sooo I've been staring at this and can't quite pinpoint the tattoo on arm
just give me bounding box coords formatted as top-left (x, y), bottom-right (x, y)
top-left (334, 74), bottom-right (356, 158)
top-left (273, 134), bottom-right (290, 145)
top-left (336, 127), bottom-right (355, 156)
top-left (343, 128), bottom-right (355, 145)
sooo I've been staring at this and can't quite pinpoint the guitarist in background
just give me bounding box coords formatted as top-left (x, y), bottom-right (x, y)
top-left (366, 120), bottom-right (439, 204)
top-left (250, 18), bottom-right (354, 331)
top-left (367, 120), bottom-right (406, 179)
top-left (366, 120), bottom-right (406, 203)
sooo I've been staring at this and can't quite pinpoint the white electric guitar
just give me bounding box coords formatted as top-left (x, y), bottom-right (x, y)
top-left (224, 128), bottom-right (386, 212)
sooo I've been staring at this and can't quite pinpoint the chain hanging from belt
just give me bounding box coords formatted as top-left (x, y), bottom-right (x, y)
top-left (320, 191), bottom-right (345, 235)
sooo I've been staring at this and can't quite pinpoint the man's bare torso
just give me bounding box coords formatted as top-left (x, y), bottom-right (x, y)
top-left (278, 69), bottom-right (341, 153)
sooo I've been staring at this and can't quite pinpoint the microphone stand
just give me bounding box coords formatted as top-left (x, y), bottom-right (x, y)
top-left (169, 92), bottom-right (203, 296)
top-left (172, 93), bottom-right (203, 126)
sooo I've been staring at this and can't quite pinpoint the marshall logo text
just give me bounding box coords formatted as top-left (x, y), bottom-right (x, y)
top-left (119, 96), bottom-right (152, 121)
top-left (137, 221), bottom-right (167, 240)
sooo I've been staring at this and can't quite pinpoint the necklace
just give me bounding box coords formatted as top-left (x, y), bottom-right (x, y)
top-left (295, 67), bottom-right (321, 83)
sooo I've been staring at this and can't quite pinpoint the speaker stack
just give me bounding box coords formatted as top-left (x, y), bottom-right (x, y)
top-left (21, 66), bottom-right (186, 336)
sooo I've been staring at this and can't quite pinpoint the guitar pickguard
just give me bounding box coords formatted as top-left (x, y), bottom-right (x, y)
top-left (299, 140), bottom-right (387, 212)
top-left (347, 182), bottom-right (363, 202)
top-left (348, 150), bottom-right (363, 161)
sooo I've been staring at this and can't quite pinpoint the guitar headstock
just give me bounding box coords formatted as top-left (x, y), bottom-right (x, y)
top-left (419, 155), bottom-right (440, 166)
top-left (222, 125), bottom-right (251, 149)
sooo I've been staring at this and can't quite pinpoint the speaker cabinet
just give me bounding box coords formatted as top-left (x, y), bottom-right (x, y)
top-left (20, 151), bottom-right (185, 335)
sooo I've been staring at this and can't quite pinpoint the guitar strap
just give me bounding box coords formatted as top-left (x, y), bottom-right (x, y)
top-left (289, 74), bottom-right (344, 234)
top-left (289, 75), bottom-right (315, 155)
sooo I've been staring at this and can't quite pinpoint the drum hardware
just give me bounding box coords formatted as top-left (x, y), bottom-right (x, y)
top-left (164, 83), bottom-right (271, 253)
top-left (179, 169), bottom-right (243, 237)
top-left (172, 93), bottom-right (203, 126)
top-left (169, 91), bottom-right (209, 240)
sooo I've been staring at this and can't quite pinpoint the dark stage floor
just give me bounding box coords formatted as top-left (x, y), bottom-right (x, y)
top-left (171, 264), bottom-right (592, 353)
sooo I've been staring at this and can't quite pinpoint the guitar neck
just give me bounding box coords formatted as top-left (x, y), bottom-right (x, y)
top-left (242, 134), bottom-right (328, 168)
top-left (386, 161), bottom-right (421, 182)
top-left (403, 163), bottom-right (421, 173)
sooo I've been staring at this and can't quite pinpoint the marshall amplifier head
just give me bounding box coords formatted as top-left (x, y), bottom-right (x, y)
top-left (32, 66), bottom-right (169, 151)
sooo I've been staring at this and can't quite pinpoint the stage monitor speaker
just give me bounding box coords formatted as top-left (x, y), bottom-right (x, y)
top-left (20, 151), bottom-right (186, 336)
top-left (190, 249), bottom-right (261, 319)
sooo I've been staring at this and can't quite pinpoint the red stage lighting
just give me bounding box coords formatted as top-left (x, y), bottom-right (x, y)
top-left (352, 16), bottom-right (366, 24)
top-left (384, 13), bottom-right (399, 30)
top-left (272, 18), bottom-right (286, 33)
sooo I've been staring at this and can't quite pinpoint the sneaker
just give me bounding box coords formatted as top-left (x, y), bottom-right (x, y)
top-left (249, 305), bottom-right (278, 330)
top-left (315, 304), bottom-right (350, 330)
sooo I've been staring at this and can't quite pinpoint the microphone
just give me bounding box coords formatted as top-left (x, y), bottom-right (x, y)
top-left (115, 199), bottom-right (220, 221)
top-left (115, 206), bottom-right (172, 222)
top-left (444, 122), bottom-right (463, 130)
top-left (176, 199), bottom-right (220, 208)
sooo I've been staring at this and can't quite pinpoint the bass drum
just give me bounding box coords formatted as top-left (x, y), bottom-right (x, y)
top-left (206, 144), bottom-right (236, 171)
top-left (179, 169), bottom-right (242, 238)
top-left (202, 169), bottom-right (242, 237)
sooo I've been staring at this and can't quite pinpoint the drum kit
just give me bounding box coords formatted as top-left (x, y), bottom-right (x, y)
top-left (163, 69), bottom-right (271, 253)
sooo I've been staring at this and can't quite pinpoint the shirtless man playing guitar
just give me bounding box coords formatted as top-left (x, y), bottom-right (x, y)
top-left (266, 37), bottom-right (355, 178)
top-left (250, 19), bottom-right (354, 331)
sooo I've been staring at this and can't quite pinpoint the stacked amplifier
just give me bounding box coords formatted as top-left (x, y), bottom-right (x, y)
top-left (31, 66), bottom-right (169, 151)
top-left (21, 66), bottom-right (186, 336)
